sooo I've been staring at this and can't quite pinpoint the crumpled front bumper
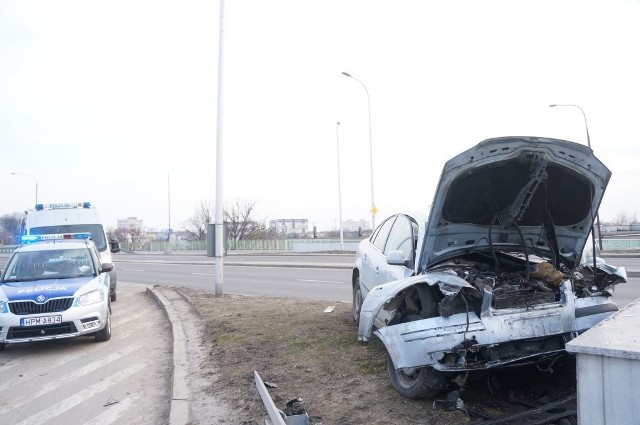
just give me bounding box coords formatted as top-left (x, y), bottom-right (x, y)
top-left (359, 276), bottom-right (619, 372)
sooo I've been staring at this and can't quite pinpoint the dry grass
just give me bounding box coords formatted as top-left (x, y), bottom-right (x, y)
top-left (178, 289), bottom-right (466, 424)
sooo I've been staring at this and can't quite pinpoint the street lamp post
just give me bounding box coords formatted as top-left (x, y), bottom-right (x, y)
top-left (166, 171), bottom-right (172, 255)
top-left (336, 121), bottom-right (344, 250)
top-left (549, 103), bottom-right (604, 251)
top-left (342, 71), bottom-right (376, 230)
top-left (10, 172), bottom-right (38, 205)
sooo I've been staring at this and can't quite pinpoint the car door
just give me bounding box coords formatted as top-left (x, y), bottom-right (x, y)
top-left (359, 215), bottom-right (396, 296)
top-left (380, 214), bottom-right (417, 284)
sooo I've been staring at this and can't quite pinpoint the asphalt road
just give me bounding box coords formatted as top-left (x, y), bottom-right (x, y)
top-left (111, 252), bottom-right (639, 307)
top-left (0, 283), bottom-right (171, 425)
top-left (116, 255), bottom-right (354, 302)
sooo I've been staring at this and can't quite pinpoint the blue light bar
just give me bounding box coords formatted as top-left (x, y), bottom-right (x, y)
top-left (21, 233), bottom-right (92, 243)
top-left (33, 202), bottom-right (92, 210)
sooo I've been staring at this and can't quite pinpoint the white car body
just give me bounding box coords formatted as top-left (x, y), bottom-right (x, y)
top-left (352, 136), bottom-right (627, 398)
top-left (21, 202), bottom-right (120, 301)
top-left (0, 234), bottom-right (112, 348)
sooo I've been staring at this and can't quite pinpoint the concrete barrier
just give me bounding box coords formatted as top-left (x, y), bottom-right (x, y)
top-left (566, 298), bottom-right (640, 425)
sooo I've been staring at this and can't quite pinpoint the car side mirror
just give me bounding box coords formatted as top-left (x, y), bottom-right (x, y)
top-left (109, 237), bottom-right (120, 253)
top-left (101, 262), bottom-right (114, 273)
top-left (387, 250), bottom-right (411, 267)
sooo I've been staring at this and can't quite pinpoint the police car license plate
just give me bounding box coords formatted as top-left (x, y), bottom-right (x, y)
top-left (21, 315), bottom-right (63, 326)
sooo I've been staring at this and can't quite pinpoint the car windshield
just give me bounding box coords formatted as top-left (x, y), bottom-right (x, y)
top-left (30, 224), bottom-right (107, 251)
top-left (1, 248), bottom-right (96, 283)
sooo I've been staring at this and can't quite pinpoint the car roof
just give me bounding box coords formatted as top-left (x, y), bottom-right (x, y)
top-left (15, 239), bottom-right (95, 253)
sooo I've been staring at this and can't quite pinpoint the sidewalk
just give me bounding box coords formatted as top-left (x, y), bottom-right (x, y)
top-left (148, 285), bottom-right (231, 425)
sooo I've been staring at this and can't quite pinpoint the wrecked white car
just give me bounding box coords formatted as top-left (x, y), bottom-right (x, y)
top-left (352, 136), bottom-right (627, 399)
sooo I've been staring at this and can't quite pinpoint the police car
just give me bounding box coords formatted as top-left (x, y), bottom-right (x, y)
top-left (0, 233), bottom-right (112, 350)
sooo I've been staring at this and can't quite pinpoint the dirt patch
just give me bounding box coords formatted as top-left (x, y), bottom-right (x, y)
top-left (175, 287), bottom-right (576, 424)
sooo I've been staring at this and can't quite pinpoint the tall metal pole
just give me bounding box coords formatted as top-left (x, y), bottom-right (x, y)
top-left (10, 172), bottom-right (38, 205)
top-left (342, 72), bottom-right (376, 230)
top-left (549, 103), bottom-right (604, 251)
top-left (166, 171), bottom-right (172, 254)
top-left (336, 121), bottom-right (344, 250)
top-left (214, 0), bottom-right (225, 296)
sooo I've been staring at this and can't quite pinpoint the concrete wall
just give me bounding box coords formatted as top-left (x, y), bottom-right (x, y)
top-left (566, 298), bottom-right (640, 425)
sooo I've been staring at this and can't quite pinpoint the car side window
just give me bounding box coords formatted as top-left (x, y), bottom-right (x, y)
top-left (372, 216), bottom-right (397, 252)
top-left (384, 215), bottom-right (414, 262)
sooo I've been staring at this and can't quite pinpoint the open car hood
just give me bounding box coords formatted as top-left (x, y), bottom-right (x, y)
top-left (421, 136), bottom-right (611, 270)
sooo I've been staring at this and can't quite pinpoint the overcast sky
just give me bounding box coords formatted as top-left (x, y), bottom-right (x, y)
top-left (1, 0), bottom-right (639, 231)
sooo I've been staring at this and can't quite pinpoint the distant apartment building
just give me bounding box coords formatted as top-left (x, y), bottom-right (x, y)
top-left (269, 218), bottom-right (308, 236)
top-left (117, 217), bottom-right (144, 233)
top-left (344, 219), bottom-right (371, 232)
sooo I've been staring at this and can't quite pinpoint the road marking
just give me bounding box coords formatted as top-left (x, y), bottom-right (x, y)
top-left (0, 343), bottom-right (143, 416)
top-left (192, 272), bottom-right (215, 276)
top-left (15, 362), bottom-right (146, 425)
top-left (121, 268), bottom-right (145, 272)
top-left (297, 279), bottom-right (344, 284)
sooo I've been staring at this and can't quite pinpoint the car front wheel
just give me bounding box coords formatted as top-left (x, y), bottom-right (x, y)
top-left (94, 303), bottom-right (112, 342)
top-left (387, 354), bottom-right (448, 399)
top-left (352, 275), bottom-right (363, 324)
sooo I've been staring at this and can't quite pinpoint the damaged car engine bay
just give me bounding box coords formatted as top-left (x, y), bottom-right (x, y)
top-left (382, 248), bottom-right (626, 371)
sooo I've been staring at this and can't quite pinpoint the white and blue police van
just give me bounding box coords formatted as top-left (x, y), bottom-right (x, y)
top-left (0, 233), bottom-right (112, 350)
top-left (20, 202), bottom-right (120, 302)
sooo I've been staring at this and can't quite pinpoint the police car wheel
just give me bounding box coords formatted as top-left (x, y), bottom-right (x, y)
top-left (110, 291), bottom-right (117, 302)
top-left (0, 343), bottom-right (5, 351)
top-left (94, 306), bottom-right (112, 342)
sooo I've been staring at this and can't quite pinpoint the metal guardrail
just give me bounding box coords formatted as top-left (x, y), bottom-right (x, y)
top-left (254, 371), bottom-right (308, 425)
top-left (603, 238), bottom-right (640, 250)
top-left (5, 238), bottom-right (640, 254)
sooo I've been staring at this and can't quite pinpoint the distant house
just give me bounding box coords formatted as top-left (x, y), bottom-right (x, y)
top-left (117, 217), bottom-right (144, 233)
top-left (269, 218), bottom-right (308, 237)
top-left (344, 219), bottom-right (371, 232)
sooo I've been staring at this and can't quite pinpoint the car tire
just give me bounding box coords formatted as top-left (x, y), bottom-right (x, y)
top-left (387, 354), bottom-right (448, 399)
top-left (110, 291), bottom-right (117, 302)
top-left (0, 343), bottom-right (5, 351)
top-left (352, 275), bottom-right (363, 324)
top-left (94, 303), bottom-right (112, 342)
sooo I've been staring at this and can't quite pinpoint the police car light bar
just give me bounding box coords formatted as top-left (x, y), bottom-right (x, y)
top-left (35, 202), bottom-right (91, 211)
top-left (21, 233), bottom-right (92, 243)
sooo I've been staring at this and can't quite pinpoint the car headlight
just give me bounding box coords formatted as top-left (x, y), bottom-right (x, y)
top-left (0, 301), bottom-right (7, 314)
top-left (78, 289), bottom-right (104, 306)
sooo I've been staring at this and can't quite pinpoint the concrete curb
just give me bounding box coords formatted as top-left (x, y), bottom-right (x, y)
top-left (147, 286), bottom-right (190, 425)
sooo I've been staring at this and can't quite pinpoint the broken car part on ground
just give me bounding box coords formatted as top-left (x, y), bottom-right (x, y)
top-left (352, 136), bottom-right (627, 399)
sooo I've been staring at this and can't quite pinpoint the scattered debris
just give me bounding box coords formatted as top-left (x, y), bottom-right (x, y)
top-left (323, 306), bottom-right (335, 313)
top-left (469, 393), bottom-right (577, 425)
top-left (432, 390), bottom-right (468, 415)
top-left (103, 399), bottom-right (120, 407)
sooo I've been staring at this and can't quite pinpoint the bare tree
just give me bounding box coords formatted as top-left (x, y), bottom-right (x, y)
top-left (0, 212), bottom-right (24, 245)
top-left (184, 199), bottom-right (268, 242)
top-left (184, 200), bottom-right (214, 241)
top-left (614, 211), bottom-right (628, 225)
top-left (224, 200), bottom-right (268, 242)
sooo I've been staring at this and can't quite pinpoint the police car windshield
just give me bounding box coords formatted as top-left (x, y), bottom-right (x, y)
top-left (30, 225), bottom-right (106, 251)
top-left (2, 248), bottom-right (96, 283)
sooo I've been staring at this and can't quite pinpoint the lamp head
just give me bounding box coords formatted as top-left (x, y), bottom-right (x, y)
top-left (341, 72), bottom-right (352, 78)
